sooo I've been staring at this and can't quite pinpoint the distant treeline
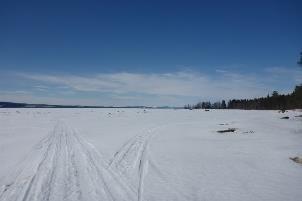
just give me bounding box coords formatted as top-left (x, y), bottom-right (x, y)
top-left (186, 84), bottom-right (302, 110)
top-left (185, 100), bottom-right (227, 109)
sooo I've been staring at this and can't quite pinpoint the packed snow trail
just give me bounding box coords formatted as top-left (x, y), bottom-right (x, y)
top-left (0, 121), bottom-right (197, 201)
top-left (108, 122), bottom-right (201, 201)
top-left (0, 122), bottom-right (137, 201)
top-left (109, 131), bottom-right (153, 201)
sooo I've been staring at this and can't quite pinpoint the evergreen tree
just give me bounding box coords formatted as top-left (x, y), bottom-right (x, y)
top-left (221, 100), bottom-right (226, 109)
top-left (272, 91), bottom-right (279, 97)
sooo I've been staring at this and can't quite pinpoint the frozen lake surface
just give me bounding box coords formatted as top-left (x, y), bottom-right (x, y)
top-left (0, 108), bottom-right (301, 201)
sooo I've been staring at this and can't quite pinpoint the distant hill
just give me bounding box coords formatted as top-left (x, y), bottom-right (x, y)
top-left (0, 102), bottom-right (28, 108)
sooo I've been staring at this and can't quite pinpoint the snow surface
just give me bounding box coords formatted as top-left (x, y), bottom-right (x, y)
top-left (0, 108), bottom-right (301, 201)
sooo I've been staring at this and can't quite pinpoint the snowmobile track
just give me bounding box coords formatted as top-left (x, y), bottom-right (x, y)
top-left (0, 122), bottom-right (137, 201)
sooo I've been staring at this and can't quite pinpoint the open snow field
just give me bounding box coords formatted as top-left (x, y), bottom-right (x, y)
top-left (0, 108), bottom-right (301, 201)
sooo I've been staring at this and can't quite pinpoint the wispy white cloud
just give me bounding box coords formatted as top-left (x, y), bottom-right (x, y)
top-left (264, 67), bottom-right (302, 83)
top-left (1, 67), bottom-right (300, 106)
top-left (0, 90), bottom-right (32, 95)
top-left (0, 93), bottom-right (101, 106)
top-left (18, 71), bottom-right (268, 99)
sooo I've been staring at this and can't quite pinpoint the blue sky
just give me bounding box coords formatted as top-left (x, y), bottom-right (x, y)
top-left (0, 0), bottom-right (301, 106)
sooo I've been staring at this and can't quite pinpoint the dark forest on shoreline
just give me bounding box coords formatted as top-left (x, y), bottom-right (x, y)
top-left (187, 85), bottom-right (302, 111)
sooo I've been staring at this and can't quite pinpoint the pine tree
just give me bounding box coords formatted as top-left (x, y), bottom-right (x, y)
top-left (298, 51), bottom-right (302, 66)
top-left (221, 100), bottom-right (226, 109)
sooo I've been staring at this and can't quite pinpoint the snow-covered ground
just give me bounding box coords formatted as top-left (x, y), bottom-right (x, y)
top-left (0, 108), bottom-right (301, 201)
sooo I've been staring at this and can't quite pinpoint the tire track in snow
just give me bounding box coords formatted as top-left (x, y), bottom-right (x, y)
top-left (109, 129), bottom-right (156, 201)
top-left (137, 137), bottom-right (150, 201)
top-left (1, 120), bottom-right (199, 201)
top-left (109, 122), bottom-right (204, 201)
top-left (0, 121), bottom-right (136, 201)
